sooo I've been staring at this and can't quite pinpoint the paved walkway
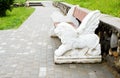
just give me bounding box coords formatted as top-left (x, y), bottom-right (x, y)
top-left (0, 1), bottom-right (115, 78)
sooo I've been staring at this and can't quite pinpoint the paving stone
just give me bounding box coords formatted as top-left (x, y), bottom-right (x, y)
top-left (95, 71), bottom-right (106, 78)
top-left (39, 67), bottom-right (47, 77)
top-left (0, 50), bottom-right (6, 53)
top-left (11, 64), bottom-right (17, 68)
top-left (10, 37), bottom-right (16, 40)
top-left (69, 64), bottom-right (76, 69)
top-left (1, 42), bottom-right (7, 45)
top-left (54, 71), bottom-right (63, 78)
top-left (47, 75), bottom-right (54, 78)
top-left (27, 42), bottom-right (33, 45)
top-left (88, 71), bottom-right (97, 78)
top-left (0, 47), bottom-right (3, 49)
top-left (47, 45), bottom-right (53, 49)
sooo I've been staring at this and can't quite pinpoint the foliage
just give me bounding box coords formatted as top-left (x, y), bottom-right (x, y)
top-left (14, 0), bottom-right (26, 4)
top-left (0, 0), bottom-right (15, 17)
top-left (0, 7), bottom-right (35, 30)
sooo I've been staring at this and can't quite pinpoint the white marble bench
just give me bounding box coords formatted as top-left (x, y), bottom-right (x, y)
top-left (51, 5), bottom-right (102, 64)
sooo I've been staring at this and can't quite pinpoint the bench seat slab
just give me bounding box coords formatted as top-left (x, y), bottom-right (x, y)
top-left (54, 55), bottom-right (102, 64)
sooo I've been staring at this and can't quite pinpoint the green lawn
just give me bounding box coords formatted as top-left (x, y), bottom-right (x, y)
top-left (0, 7), bottom-right (35, 30)
top-left (62, 0), bottom-right (120, 18)
top-left (14, 0), bottom-right (26, 3)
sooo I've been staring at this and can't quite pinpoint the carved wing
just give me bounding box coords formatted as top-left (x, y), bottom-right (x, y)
top-left (77, 10), bottom-right (101, 34)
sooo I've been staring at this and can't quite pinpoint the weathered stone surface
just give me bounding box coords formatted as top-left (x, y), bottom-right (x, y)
top-left (52, 6), bottom-right (101, 63)
top-left (53, 2), bottom-right (71, 15)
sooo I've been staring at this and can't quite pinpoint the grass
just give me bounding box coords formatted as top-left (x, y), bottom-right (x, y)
top-left (0, 7), bottom-right (35, 30)
top-left (62, 0), bottom-right (120, 17)
top-left (14, 0), bottom-right (26, 3)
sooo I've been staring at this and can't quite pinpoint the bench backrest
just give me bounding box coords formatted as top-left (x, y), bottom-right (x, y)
top-left (73, 7), bottom-right (88, 22)
top-left (67, 6), bottom-right (101, 34)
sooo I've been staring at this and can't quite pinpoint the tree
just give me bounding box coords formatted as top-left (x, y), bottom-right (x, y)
top-left (0, 0), bottom-right (14, 17)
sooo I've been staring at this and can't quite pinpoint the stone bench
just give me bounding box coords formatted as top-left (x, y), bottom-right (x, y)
top-left (53, 2), bottom-right (120, 56)
top-left (51, 5), bottom-right (102, 64)
top-left (52, 1), bottom-right (120, 76)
